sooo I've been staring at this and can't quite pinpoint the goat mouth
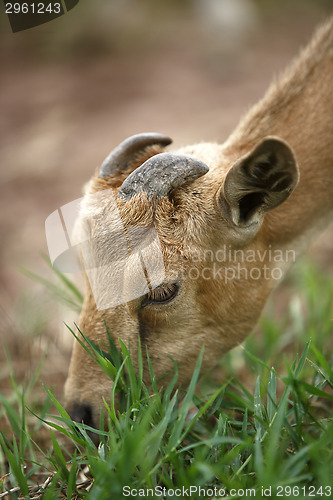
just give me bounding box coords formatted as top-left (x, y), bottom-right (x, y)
top-left (68, 402), bottom-right (100, 446)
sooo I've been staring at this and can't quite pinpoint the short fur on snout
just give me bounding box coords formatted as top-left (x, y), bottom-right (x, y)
top-left (65, 17), bottom-right (333, 429)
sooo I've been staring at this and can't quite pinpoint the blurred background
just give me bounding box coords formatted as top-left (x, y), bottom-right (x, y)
top-left (0, 0), bottom-right (333, 405)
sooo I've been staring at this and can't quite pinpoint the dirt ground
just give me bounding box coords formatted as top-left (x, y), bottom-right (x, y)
top-left (0, 1), bottom-right (333, 409)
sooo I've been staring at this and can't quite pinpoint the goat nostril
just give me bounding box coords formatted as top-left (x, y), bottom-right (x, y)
top-left (69, 403), bottom-right (95, 428)
top-left (68, 403), bottom-right (101, 446)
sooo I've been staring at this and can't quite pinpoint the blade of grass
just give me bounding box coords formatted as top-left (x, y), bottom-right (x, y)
top-left (0, 432), bottom-right (29, 497)
top-left (49, 432), bottom-right (69, 483)
top-left (267, 369), bottom-right (277, 422)
top-left (167, 347), bottom-right (204, 452)
top-left (42, 254), bottom-right (83, 304)
top-left (254, 376), bottom-right (264, 440)
top-left (66, 453), bottom-right (78, 500)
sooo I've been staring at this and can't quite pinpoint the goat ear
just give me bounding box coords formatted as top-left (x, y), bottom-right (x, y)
top-left (217, 137), bottom-right (299, 227)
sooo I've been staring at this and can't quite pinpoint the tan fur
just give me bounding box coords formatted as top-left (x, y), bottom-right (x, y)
top-left (64, 17), bottom-right (333, 427)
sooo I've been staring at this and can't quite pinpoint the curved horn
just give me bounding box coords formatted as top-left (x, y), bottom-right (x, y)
top-left (98, 133), bottom-right (172, 178)
top-left (117, 152), bottom-right (209, 200)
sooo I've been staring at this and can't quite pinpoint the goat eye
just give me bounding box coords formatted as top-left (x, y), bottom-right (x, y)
top-left (144, 283), bottom-right (179, 306)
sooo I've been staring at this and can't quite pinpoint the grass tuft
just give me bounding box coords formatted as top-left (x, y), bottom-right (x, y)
top-left (0, 258), bottom-right (332, 498)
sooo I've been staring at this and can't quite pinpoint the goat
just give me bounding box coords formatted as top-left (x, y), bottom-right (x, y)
top-left (64, 17), bottom-right (333, 429)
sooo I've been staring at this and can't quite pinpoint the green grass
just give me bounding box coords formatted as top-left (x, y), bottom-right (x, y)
top-left (0, 258), bottom-right (332, 499)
